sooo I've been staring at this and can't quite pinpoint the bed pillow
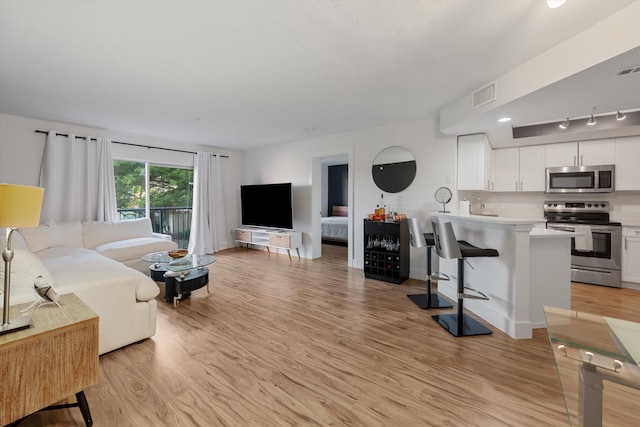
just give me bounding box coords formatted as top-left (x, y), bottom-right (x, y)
top-left (18, 219), bottom-right (65, 253)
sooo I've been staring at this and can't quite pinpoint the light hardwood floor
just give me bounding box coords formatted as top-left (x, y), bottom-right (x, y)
top-left (18, 245), bottom-right (640, 426)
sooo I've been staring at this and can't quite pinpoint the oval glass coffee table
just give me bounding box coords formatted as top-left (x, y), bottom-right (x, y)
top-left (142, 252), bottom-right (216, 307)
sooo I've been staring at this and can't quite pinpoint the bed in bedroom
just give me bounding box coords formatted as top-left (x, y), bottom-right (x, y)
top-left (321, 206), bottom-right (348, 245)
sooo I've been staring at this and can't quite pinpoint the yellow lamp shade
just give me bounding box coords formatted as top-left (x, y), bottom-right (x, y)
top-left (0, 184), bottom-right (45, 228)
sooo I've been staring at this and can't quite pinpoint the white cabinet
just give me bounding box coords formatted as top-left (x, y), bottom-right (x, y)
top-left (493, 145), bottom-right (545, 192)
top-left (615, 136), bottom-right (640, 191)
top-left (622, 227), bottom-right (640, 284)
top-left (546, 140), bottom-right (615, 167)
top-left (579, 140), bottom-right (615, 165)
top-left (234, 227), bottom-right (302, 260)
top-left (457, 134), bottom-right (493, 191)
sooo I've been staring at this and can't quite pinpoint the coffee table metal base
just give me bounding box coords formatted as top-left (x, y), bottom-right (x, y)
top-left (163, 267), bottom-right (209, 307)
top-left (149, 263), bottom-right (210, 307)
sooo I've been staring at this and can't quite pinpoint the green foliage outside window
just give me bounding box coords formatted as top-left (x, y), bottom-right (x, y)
top-left (114, 160), bottom-right (145, 209)
top-left (149, 165), bottom-right (193, 208)
top-left (113, 160), bottom-right (194, 209)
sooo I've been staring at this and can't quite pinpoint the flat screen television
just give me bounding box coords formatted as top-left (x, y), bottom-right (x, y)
top-left (241, 183), bottom-right (293, 230)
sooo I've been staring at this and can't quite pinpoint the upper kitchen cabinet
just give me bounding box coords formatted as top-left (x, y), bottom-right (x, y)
top-left (457, 134), bottom-right (493, 191)
top-left (494, 145), bottom-right (546, 192)
top-left (545, 140), bottom-right (615, 168)
top-left (615, 136), bottom-right (640, 191)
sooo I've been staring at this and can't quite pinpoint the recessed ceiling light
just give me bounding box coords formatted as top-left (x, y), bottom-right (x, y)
top-left (497, 117), bottom-right (511, 123)
top-left (547, 0), bottom-right (566, 8)
top-left (305, 128), bottom-right (316, 132)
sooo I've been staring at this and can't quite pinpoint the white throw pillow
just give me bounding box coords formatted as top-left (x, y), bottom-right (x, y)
top-left (0, 248), bottom-right (56, 299)
top-left (18, 219), bottom-right (65, 253)
top-left (83, 218), bottom-right (153, 249)
top-left (56, 221), bottom-right (84, 247)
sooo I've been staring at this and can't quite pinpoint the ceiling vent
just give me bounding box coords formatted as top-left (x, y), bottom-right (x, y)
top-left (617, 66), bottom-right (640, 76)
top-left (471, 81), bottom-right (497, 109)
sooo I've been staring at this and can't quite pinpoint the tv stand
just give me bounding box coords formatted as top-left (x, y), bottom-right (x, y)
top-left (234, 226), bottom-right (302, 260)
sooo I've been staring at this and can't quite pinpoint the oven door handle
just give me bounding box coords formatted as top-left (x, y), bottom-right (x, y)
top-left (549, 225), bottom-right (575, 232)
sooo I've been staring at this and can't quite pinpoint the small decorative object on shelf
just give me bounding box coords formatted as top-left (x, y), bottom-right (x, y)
top-left (368, 192), bottom-right (409, 222)
top-left (373, 193), bottom-right (386, 221)
top-left (435, 186), bottom-right (453, 213)
top-left (20, 276), bottom-right (61, 315)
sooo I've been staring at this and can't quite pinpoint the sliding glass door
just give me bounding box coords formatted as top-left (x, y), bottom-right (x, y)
top-left (114, 160), bottom-right (194, 248)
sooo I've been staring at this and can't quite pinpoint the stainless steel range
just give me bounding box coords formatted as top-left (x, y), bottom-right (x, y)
top-left (544, 201), bottom-right (621, 288)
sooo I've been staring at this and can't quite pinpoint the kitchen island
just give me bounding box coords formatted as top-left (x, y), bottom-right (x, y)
top-left (431, 213), bottom-right (574, 339)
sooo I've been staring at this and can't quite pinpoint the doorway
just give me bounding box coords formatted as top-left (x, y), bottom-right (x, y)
top-left (311, 148), bottom-right (353, 264)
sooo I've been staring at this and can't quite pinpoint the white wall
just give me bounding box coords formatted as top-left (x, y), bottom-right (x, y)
top-left (243, 116), bottom-right (458, 279)
top-left (0, 113), bottom-right (244, 247)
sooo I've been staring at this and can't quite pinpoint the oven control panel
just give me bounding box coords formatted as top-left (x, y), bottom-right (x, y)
top-left (544, 201), bottom-right (609, 213)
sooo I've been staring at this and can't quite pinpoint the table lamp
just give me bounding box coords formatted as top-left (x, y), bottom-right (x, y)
top-left (0, 183), bottom-right (45, 335)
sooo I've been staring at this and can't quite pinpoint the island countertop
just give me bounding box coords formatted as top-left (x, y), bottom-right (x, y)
top-left (433, 212), bottom-right (545, 226)
top-left (430, 212), bottom-right (573, 339)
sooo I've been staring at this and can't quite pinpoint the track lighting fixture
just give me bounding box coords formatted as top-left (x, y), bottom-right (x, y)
top-left (558, 118), bottom-right (569, 129)
top-left (587, 114), bottom-right (596, 126)
top-left (616, 110), bottom-right (626, 121)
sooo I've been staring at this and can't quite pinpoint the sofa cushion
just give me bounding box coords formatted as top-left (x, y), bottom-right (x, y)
top-left (18, 219), bottom-right (65, 253)
top-left (94, 237), bottom-right (178, 263)
top-left (83, 218), bottom-right (153, 249)
top-left (57, 221), bottom-right (84, 247)
top-left (1, 248), bottom-right (57, 304)
top-left (36, 246), bottom-right (159, 302)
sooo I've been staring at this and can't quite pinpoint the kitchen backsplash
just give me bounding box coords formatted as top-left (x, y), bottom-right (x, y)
top-left (458, 190), bottom-right (640, 225)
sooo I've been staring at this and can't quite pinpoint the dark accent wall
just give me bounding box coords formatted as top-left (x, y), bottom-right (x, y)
top-left (328, 164), bottom-right (348, 215)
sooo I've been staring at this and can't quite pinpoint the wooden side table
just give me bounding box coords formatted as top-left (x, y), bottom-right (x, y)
top-left (0, 293), bottom-right (99, 426)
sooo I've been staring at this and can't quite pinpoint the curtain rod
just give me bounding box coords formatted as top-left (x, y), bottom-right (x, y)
top-left (34, 130), bottom-right (229, 158)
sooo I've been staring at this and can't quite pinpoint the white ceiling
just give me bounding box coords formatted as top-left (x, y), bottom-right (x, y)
top-left (0, 0), bottom-right (637, 151)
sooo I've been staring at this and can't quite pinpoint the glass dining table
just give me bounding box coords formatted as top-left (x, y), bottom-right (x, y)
top-left (544, 306), bottom-right (640, 427)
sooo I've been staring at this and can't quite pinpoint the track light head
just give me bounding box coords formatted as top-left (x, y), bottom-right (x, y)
top-left (616, 110), bottom-right (626, 121)
top-left (587, 114), bottom-right (597, 126)
top-left (558, 118), bottom-right (569, 129)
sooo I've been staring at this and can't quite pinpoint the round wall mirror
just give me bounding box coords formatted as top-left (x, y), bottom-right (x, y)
top-left (372, 146), bottom-right (417, 193)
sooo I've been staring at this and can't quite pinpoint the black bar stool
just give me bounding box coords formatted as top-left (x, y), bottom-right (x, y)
top-left (406, 217), bottom-right (453, 309)
top-left (430, 217), bottom-right (498, 337)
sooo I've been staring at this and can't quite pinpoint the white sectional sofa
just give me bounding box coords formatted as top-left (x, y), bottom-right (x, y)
top-left (1, 218), bottom-right (178, 355)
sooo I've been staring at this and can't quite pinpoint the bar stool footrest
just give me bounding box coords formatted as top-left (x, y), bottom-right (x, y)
top-left (430, 272), bottom-right (450, 282)
top-left (459, 287), bottom-right (489, 301)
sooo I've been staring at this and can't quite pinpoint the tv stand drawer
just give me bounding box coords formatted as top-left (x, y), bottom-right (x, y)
top-left (234, 229), bottom-right (252, 243)
top-left (269, 234), bottom-right (291, 248)
top-left (234, 227), bottom-right (302, 259)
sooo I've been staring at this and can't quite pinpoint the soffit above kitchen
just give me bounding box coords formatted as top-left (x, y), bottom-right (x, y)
top-left (440, 1), bottom-right (640, 149)
top-left (0, 0), bottom-right (636, 151)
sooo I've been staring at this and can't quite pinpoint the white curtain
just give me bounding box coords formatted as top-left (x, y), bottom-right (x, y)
top-left (39, 131), bottom-right (117, 222)
top-left (188, 152), bottom-right (228, 254)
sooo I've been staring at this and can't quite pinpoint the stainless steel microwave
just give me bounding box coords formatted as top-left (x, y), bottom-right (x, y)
top-left (545, 164), bottom-right (614, 193)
